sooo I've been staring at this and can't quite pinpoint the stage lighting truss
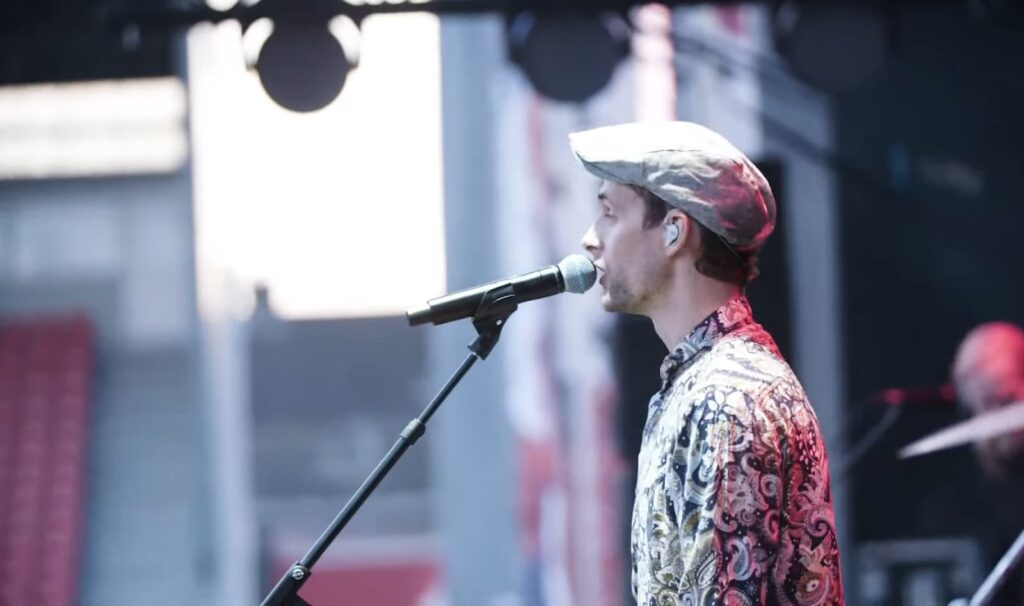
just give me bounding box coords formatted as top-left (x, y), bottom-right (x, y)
top-left (137, 0), bottom-right (903, 110)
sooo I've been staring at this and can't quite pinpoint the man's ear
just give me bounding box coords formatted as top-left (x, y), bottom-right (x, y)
top-left (663, 210), bottom-right (691, 253)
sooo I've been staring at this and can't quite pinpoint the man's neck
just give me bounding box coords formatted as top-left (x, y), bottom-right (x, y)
top-left (646, 276), bottom-right (741, 351)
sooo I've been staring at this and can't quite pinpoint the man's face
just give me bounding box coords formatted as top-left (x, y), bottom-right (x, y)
top-left (953, 330), bottom-right (1024, 472)
top-left (579, 181), bottom-right (667, 315)
top-left (954, 342), bottom-right (1024, 415)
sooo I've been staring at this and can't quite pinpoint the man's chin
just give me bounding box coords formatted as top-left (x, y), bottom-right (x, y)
top-left (601, 294), bottom-right (646, 316)
top-left (601, 294), bottom-right (627, 314)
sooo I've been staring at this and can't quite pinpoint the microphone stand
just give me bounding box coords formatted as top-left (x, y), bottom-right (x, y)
top-left (259, 284), bottom-right (520, 606)
top-left (969, 529), bottom-right (1024, 606)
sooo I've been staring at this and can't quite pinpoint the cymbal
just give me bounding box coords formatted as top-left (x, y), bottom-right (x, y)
top-left (898, 401), bottom-right (1024, 459)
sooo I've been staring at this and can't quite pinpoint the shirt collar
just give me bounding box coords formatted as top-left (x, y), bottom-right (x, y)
top-left (658, 296), bottom-right (756, 385)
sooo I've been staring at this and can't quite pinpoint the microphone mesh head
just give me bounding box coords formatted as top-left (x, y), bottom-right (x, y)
top-left (557, 254), bottom-right (597, 294)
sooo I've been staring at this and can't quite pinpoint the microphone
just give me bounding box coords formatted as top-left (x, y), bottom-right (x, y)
top-left (406, 254), bottom-right (597, 326)
top-left (869, 383), bottom-right (957, 406)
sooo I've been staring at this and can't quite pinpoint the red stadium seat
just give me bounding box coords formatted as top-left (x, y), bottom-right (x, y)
top-left (0, 315), bottom-right (92, 606)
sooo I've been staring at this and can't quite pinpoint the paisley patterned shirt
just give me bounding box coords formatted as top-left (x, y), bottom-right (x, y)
top-left (631, 297), bottom-right (843, 605)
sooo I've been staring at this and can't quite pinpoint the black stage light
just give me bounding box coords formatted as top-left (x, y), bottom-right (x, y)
top-left (773, 1), bottom-right (895, 94)
top-left (508, 11), bottom-right (631, 103)
top-left (256, 20), bottom-right (352, 113)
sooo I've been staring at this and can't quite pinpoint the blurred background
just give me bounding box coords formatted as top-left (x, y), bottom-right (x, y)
top-left (1, 0), bottom-right (1023, 604)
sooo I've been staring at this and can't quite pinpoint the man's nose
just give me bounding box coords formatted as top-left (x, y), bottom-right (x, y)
top-left (580, 224), bottom-right (599, 255)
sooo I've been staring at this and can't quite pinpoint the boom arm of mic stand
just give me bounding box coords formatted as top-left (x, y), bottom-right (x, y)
top-left (258, 289), bottom-right (517, 606)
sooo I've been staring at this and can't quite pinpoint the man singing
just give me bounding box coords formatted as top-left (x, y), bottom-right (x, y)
top-left (571, 122), bottom-right (844, 605)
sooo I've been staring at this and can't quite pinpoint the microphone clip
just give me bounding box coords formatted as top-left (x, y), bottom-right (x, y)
top-left (469, 283), bottom-right (518, 360)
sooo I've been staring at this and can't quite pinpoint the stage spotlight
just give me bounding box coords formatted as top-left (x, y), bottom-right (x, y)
top-left (205, 0), bottom-right (240, 11)
top-left (773, 1), bottom-right (894, 94)
top-left (507, 11), bottom-right (630, 103)
top-left (255, 20), bottom-right (354, 112)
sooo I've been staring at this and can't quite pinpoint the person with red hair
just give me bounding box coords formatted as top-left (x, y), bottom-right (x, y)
top-left (952, 321), bottom-right (1024, 603)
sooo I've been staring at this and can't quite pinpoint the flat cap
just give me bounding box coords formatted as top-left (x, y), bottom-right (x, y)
top-left (569, 121), bottom-right (776, 251)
